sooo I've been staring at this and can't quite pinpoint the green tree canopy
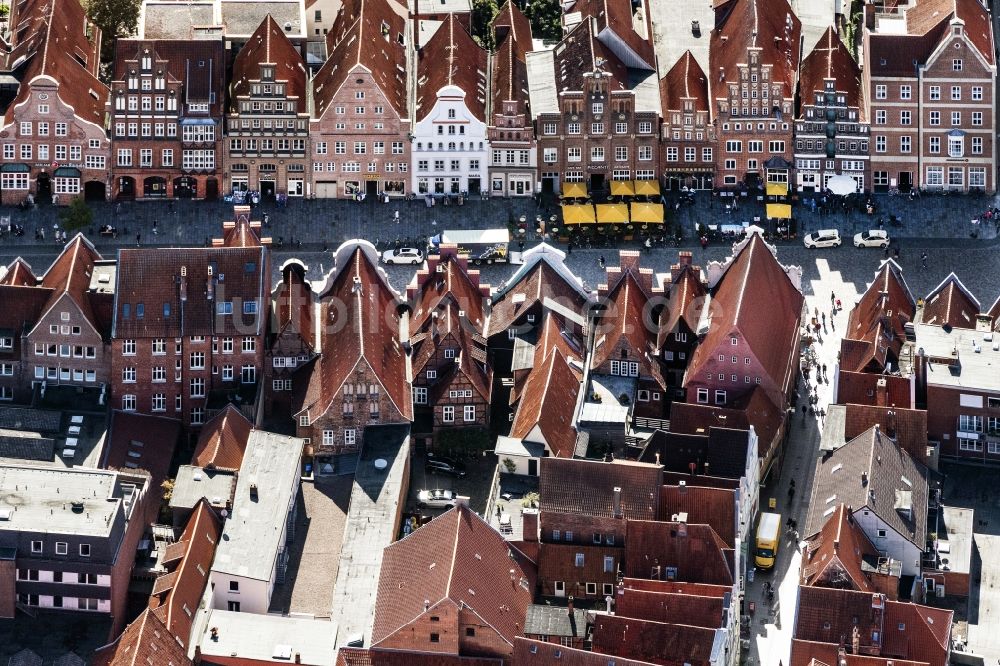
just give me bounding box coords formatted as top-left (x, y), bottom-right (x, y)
top-left (471, 0), bottom-right (500, 50)
top-left (524, 0), bottom-right (562, 42)
top-left (87, 0), bottom-right (141, 68)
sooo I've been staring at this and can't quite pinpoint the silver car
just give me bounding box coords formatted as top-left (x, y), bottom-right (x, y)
top-left (803, 229), bottom-right (842, 249)
top-left (416, 489), bottom-right (457, 509)
top-left (381, 247), bottom-right (424, 265)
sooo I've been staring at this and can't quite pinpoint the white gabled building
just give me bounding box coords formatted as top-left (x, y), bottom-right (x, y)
top-left (411, 15), bottom-right (489, 197)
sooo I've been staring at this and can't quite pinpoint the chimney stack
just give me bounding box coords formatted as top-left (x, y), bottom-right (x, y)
top-left (875, 377), bottom-right (888, 407)
top-left (612, 487), bottom-right (623, 519)
top-left (521, 508), bottom-right (538, 542)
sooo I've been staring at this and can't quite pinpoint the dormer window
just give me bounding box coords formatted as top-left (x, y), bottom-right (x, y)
top-left (261, 66), bottom-right (274, 81)
top-left (141, 56), bottom-right (151, 70)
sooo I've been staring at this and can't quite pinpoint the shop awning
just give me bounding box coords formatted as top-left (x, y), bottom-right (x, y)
top-left (633, 180), bottom-right (660, 196)
top-left (630, 202), bottom-right (664, 224)
top-left (610, 180), bottom-right (635, 197)
top-left (53, 167), bottom-right (81, 178)
top-left (561, 182), bottom-right (587, 198)
top-left (766, 183), bottom-right (789, 197)
top-left (596, 203), bottom-right (629, 224)
top-left (0, 163), bottom-right (29, 172)
top-left (766, 203), bottom-right (792, 219)
top-left (561, 204), bottom-right (595, 225)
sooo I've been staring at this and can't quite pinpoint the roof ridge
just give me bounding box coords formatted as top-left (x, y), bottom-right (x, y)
top-left (445, 507), bottom-right (462, 598)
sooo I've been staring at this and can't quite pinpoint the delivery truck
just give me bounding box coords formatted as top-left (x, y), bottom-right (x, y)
top-left (428, 229), bottom-right (510, 264)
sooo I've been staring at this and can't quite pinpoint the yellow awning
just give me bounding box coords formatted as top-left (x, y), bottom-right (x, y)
top-left (610, 180), bottom-right (635, 197)
top-left (561, 182), bottom-right (588, 198)
top-left (561, 204), bottom-right (596, 225)
top-left (766, 203), bottom-right (792, 219)
top-left (633, 180), bottom-right (660, 196)
top-left (766, 183), bottom-right (789, 197)
top-left (596, 203), bottom-right (629, 224)
top-left (630, 202), bottom-right (664, 224)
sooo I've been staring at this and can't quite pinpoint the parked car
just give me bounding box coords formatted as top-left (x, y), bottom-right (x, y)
top-left (381, 247), bottom-right (424, 265)
top-left (853, 229), bottom-right (890, 248)
top-left (803, 229), bottom-right (842, 249)
top-left (425, 458), bottom-right (466, 477)
top-left (416, 489), bottom-right (457, 509)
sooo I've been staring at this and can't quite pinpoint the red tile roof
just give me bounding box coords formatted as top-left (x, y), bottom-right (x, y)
top-left (659, 484), bottom-right (737, 548)
top-left (841, 260), bottom-right (914, 373)
top-left (685, 234), bottom-right (803, 398)
top-left (921, 272), bottom-right (980, 329)
top-left (800, 504), bottom-right (881, 592)
top-left (274, 261), bottom-right (316, 352)
top-left (592, 258), bottom-right (664, 389)
top-left (537, 542), bottom-right (620, 592)
top-left (789, 639), bottom-right (929, 666)
top-left (660, 51), bottom-right (709, 114)
top-left (513, 637), bottom-right (657, 666)
top-left (619, 577), bottom-right (732, 599)
top-left (616, 586), bottom-right (724, 629)
top-left (416, 13), bottom-right (488, 121)
top-left (568, 0), bottom-right (655, 70)
top-left (657, 257), bottom-right (706, 350)
top-left (92, 608), bottom-right (192, 666)
top-left (408, 250), bottom-right (491, 402)
top-left (113, 245), bottom-right (267, 339)
top-left (591, 614), bottom-right (718, 666)
top-left (794, 587), bottom-right (951, 666)
top-left (314, 0), bottom-right (409, 120)
top-left (339, 648), bottom-right (503, 666)
top-left (490, 1), bottom-right (532, 117)
top-left (710, 0), bottom-right (801, 102)
top-left (668, 388), bottom-right (783, 462)
top-left (488, 251), bottom-right (589, 339)
top-left (4, 0), bottom-right (108, 128)
top-left (867, 27), bottom-right (948, 78)
top-left (372, 505), bottom-right (536, 648)
top-left (230, 15), bottom-right (307, 111)
top-left (298, 245), bottom-right (412, 422)
top-left (550, 17), bottom-right (629, 95)
top-left (103, 411), bottom-right (181, 524)
top-left (191, 405), bottom-right (252, 471)
top-left (0, 285), bottom-right (52, 362)
top-left (624, 520), bottom-right (734, 586)
top-left (843, 404), bottom-right (928, 465)
top-left (149, 499), bottom-right (221, 649)
top-left (510, 315), bottom-right (583, 458)
top-left (799, 27), bottom-right (863, 117)
top-left (34, 235), bottom-right (106, 339)
top-left (836, 371), bottom-right (913, 410)
top-left (539, 458), bottom-right (662, 520)
top-left (0, 258), bottom-right (38, 286)
top-left (905, 0), bottom-right (993, 64)
top-left (113, 40), bottom-right (225, 116)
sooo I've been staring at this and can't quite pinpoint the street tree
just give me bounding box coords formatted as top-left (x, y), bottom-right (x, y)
top-left (87, 0), bottom-right (141, 71)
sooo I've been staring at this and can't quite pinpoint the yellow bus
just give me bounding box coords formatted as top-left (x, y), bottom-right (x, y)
top-left (755, 512), bottom-right (782, 570)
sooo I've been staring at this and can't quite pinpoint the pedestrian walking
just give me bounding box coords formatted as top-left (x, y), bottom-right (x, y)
top-left (821, 312), bottom-right (826, 326)
top-left (822, 363), bottom-right (827, 378)
top-left (136, 233), bottom-right (141, 246)
top-left (394, 210), bottom-right (400, 223)
top-left (921, 251), bottom-right (928, 269)
top-left (830, 291), bottom-right (836, 307)
top-left (894, 246), bottom-right (900, 260)
top-left (152, 219), bottom-right (158, 235)
top-left (700, 235), bottom-right (708, 250)
top-left (599, 255), bottom-right (606, 269)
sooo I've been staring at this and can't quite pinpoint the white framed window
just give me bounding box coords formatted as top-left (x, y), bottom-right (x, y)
top-left (442, 405), bottom-right (455, 422)
top-left (696, 388), bottom-right (708, 404)
top-left (464, 405), bottom-right (476, 422)
top-left (121, 395), bottom-right (136, 411)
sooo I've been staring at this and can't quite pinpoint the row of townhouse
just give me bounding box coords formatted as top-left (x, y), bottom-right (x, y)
top-left (0, 0), bottom-right (994, 206)
top-left (832, 255), bottom-right (1000, 464)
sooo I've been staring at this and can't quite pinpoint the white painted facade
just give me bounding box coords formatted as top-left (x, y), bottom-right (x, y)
top-left (412, 85), bottom-right (489, 196)
top-left (852, 505), bottom-right (923, 575)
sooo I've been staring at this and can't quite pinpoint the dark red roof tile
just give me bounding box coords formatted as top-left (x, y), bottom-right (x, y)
top-left (799, 27), bottom-right (862, 117)
top-left (416, 14), bottom-right (488, 121)
top-left (373, 505), bottom-right (536, 647)
top-left (539, 458), bottom-right (661, 520)
top-left (230, 16), bottom-right (307, 109)
top-left (624, 520), bottom-right (734, 586)
top-left (191, 405), bottom-right (252, 471)
top-left (921, 272), bottom-right (980, 329)
top-left (591, 614), bottom-right (717, 665)
top-left (92, 608), bottom-right (192, 666)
